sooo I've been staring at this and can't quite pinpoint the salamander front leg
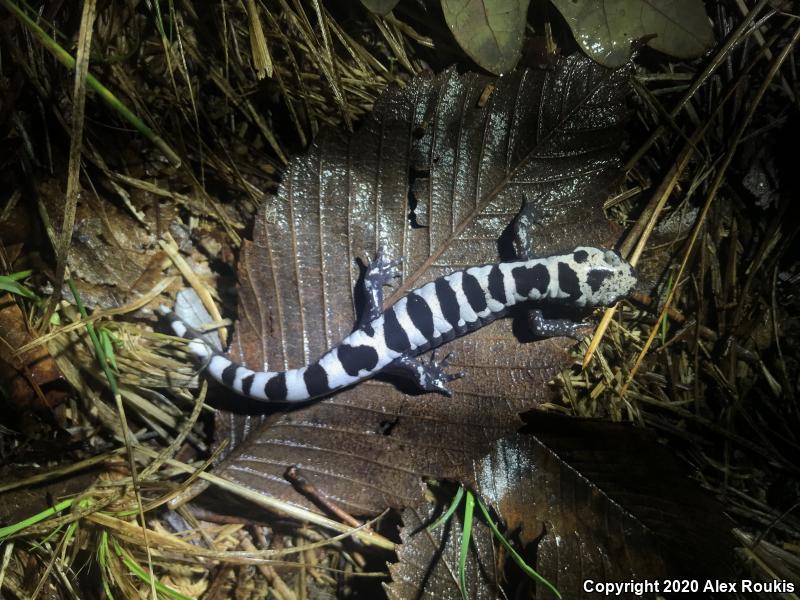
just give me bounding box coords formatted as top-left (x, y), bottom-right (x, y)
top-left (512, 193), bottom-right (544, 261)
top-left (357, 247), bottom-right (403, 329)
top-left (527, 309), bottom-right (592, 340)
top-left (385, 352), bottom-right (465, 396)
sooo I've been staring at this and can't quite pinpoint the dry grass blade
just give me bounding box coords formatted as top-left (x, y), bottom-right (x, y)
top-left (246, 0), bottom-right (273, 79)
top-left (2, 0), bottom-right (799, 596)
top-left (0, 0), bottom-right (181, 166)
top-left (147, 447), bottom-right (397, 551)
top-left (623, 0), bottom-right (772, 170)
top-left (159, 233), bottom-right (227, 344)
top-left (0, 449), bottom-right (125, 495)
top-left (622, 22), bottom-right (800, 394)
top-left (41, 0), bottom-right (96, 331)
top-left (584, 0), bottom-right (779, 368)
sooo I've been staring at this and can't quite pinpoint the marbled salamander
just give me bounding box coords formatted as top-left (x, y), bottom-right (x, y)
top-left (162, 226), bottom-right (636, 403)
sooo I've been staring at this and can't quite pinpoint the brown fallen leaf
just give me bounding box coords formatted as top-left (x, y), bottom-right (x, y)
top-left (385, 498), bottom-right (498, 600)
top-left (175, 54), bottom-right (632, 516)
top-left (0, 294), bottom-right (66, 411)
top-left (473, 415), bottom-right (737, 597)
top-left (36, 178), bottom-right (168, 311)
top-left (387, 418), bottom-right (737, 599)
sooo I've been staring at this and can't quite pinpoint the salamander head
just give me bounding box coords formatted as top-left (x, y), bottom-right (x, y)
top-left (567, 246), bottom-right (637, 307)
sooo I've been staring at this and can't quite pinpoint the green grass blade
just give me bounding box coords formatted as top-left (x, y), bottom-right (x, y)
top-left (458, 490), bottom-right (475, 600)
top-left (427, 484), bottom-right (465, 531)
top-left (111, 538), bottom-right (193, 600)
top-left (5, 270), bottom-right (33, 281)
top-left (97, 531), bottom-right (116, 600)
top-left (100, 328), bottom-right (119, 371)
top-left (0, 0), bottom-right (180, 166)
top-left (474, 494), bottom-right (562, 599)
top-left (60, 520), bottom-right (79, 562)
top-left (0, 499), bottom-right (73, 539)
top-left (68, 280), bottom-right (118, 394)
top-left (31, 523), bottom-right (64, 549)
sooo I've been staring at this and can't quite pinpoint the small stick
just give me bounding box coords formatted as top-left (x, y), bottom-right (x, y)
top-left (285, 466), bottom-right (371, 533)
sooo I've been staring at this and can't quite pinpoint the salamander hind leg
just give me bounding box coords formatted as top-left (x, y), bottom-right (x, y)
top-left (385, 352), bottom-right (464, 397)
top-left (357, 247), bottom-right (403, 328)
top-left (527, 308), bottom-right (592, 340)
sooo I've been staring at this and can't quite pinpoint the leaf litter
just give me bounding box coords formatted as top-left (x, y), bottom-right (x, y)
top-left (170, 55), bottom-right (631, 521)
top-left (0, 1), bottom-right (798, 598)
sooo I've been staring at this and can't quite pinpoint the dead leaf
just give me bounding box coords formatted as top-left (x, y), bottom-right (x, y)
top-left (178, 55), bottom-right (631, 516)
top-left (386, 416), bottom-right (737, 598)
top-left (473, 415), bottom-right (737, 597)
top-left (385, 499), bottom-right (498, 600)
top-left (0, 294), bottom-right (66, 411)
top-left (36, 179), bottom-right (167, 310)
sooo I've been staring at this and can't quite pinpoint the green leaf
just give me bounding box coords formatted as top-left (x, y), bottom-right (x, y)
top-left (5, 270), bottom-right (33, 281)
top-left (551, 0), bottom-right (714, 68)
top-left (442, 0), bottom-right (530, 74)
top-left (0, 274), bottom-right (38, 299)
top-left (361, 0), bottom-right (401, 16)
